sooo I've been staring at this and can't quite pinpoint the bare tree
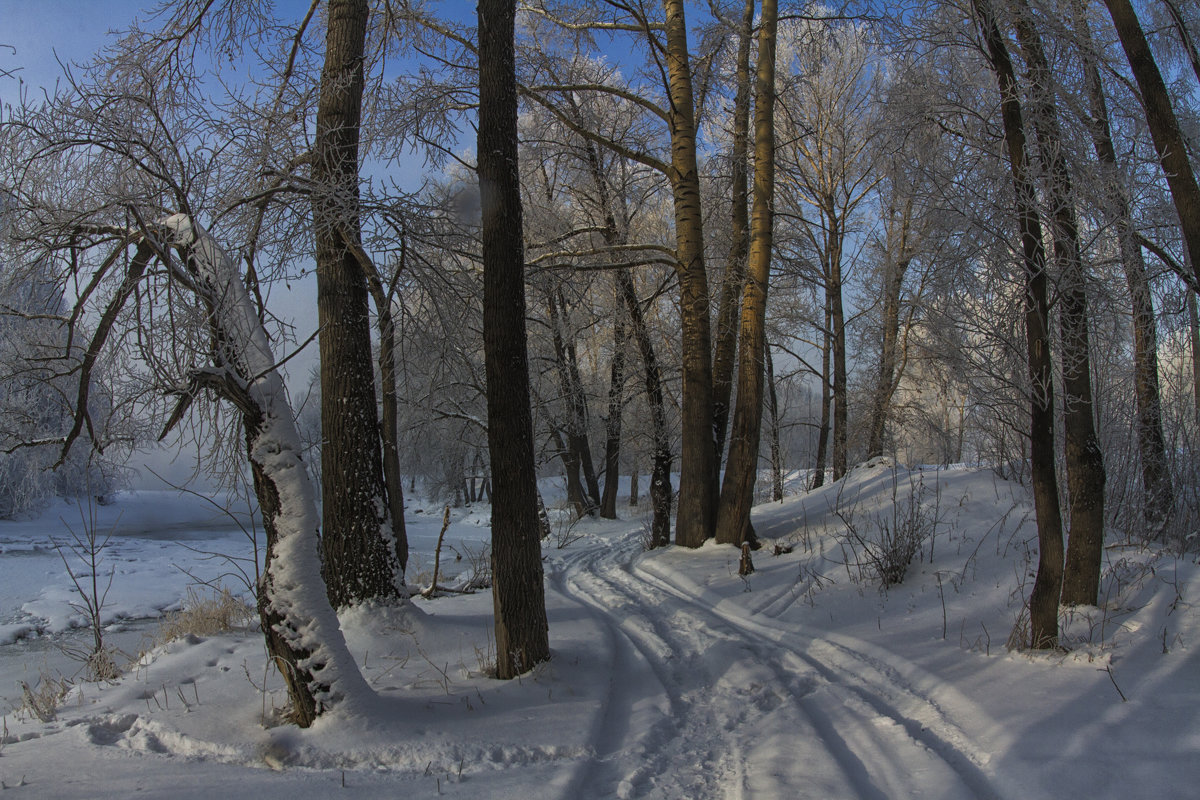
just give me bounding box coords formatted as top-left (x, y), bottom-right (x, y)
top-left (776, 17), bottom-right (884, 481)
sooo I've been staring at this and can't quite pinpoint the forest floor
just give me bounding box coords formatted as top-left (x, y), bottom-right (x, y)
top-left (0, 462), bottom-right (1196, 798)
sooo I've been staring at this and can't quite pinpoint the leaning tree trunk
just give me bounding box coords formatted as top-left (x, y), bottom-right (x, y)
top-left (664, 0), bottom-right (718, 548)
top-left (1102, 0), bottom-right (1200, 289)
top-left (1191, 290), bottom-right (1200, 430)
top-left (716, 0), bottom-right (777, 547)
top-left (479, 0), bottom-right (550, 678)
top-left (546, 420), bottom-right (589, 519)
top-left (712, 0), bottom-right (757, 468)
top-left (1075, 4), bottom-right (1172, 538)
top-left (974, 0), bottom-right (1064, 649)
top-left (357, 248), bottom-right (409, 575)
top-left (312, 0), bottom-right (399, 606)
top-left (161, 217), bottom-right (371, 727)
top-left (1013, 0), bottom-right (1106, 607)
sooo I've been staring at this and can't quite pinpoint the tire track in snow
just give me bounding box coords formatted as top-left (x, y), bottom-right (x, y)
top-left (551, 541), bottom-right (771, 798)
top-left (635, 555), bottom-right (1011, 800)
top-left (552, 532), bottom-right (1009, 799)
top-left (545, 546), bottom-right (687, 799)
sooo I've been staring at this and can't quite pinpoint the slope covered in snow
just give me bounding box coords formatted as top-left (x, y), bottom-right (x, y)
top-left (0, 464), bottom-right (1196, 798)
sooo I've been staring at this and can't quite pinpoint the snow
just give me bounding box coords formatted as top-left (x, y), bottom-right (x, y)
top-left (1, 465), bottom-right (1197, 798)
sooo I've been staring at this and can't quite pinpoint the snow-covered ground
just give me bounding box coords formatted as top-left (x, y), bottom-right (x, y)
top-left (0, 464), bottom-right (1196, 798)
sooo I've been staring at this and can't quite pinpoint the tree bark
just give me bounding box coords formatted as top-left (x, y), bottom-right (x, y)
top-left (575, 127), bottom-right (672, 542)
top-left (973, 0), bottom-right (1064, 648)
top-left (712, 0), bottom-right (757, 467)
top-left (312, 0), bottom-right (399, 607)
top-left (1191, 289), bottom-right (1200, 430)
top-left (547, 287), bottom-right (601, 512)
top-left (357, 242), bottom-right (409, 574)
top-left (479, 0), bottom-right (549, 678)
top-left (664, 0), bottom-right (718, 547)
top-left (716, 0), bottom-right (777, 547)
top-left (547, 421), bottom-right (589, 518)
top-left (1012, 0), bottom-right (1106, 607)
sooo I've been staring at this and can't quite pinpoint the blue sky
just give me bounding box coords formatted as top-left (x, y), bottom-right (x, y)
top-left (0, 1), bottom-right (143, 105)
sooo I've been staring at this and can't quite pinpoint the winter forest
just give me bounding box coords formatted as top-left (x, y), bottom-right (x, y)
top-left (0, 0), bottom-right (1198, 797)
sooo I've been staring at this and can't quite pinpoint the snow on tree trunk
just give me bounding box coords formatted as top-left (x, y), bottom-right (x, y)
top-left (160, 215), bottom-right (373, 725)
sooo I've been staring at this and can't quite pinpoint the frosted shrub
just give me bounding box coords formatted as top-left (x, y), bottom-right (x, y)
top-left (834, 473), bottom-right (943, 590)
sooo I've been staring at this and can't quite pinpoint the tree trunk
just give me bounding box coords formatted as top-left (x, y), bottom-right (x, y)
top-left (479, 0), bottom-right (549, 678)
top-left (619, 269), bottom-right (673, 548)
top-left (811, 297), bottom-right (832, 490)
top-left (664, 0), bottom-right (718, 548)
top-left (546, 291), bottom-right (596, 517)
top-left (1102, 0), bottom-right (1200, 288)
top-left (712, 0), bottom-right (757, 468)
top-left (163, 218), bottom-right (371, 727)
top-left (312, 0), bottom-right (399, 607)
top-left (600, 283), bottom-right (626, 519)
top-left (376, 297), bottom-right (408, 574)
top-left (866, 198), bottom-right (914, 460)
top-left (548, 416), bottom-right (589, 517)
top-left (766, 343), bottom-right (785, 502)
top-left (1012, 0), bottom-right (1106, 607)
top-left (575, 125), bottom-right (672, 542)
top-left (716, 0), bottom-right (777, 547)
top-left (974, 0), bottom-right (1064, 648)
top-left (1191, 289), bottom-right (1200, 430)
top-left (629, 465), bottom-right (640, 506)
top-left (1076, 4), bottom-right (1173, 537)
top-left (361, 243), bottom-right (409, 574)
top-left (828, 207), bottom-right (849, 481)
top-left (556, 287), bottom-right (604, 506)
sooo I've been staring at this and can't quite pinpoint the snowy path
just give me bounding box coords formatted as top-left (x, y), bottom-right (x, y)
top-left (548, 532), bottom-right (1007, 800)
